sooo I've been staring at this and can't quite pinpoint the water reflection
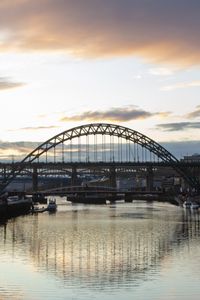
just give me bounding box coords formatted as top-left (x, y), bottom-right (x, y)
top-left (181, 210), bottom-right (200, 238)
top-left (0, 203), bottom-right (200, 297)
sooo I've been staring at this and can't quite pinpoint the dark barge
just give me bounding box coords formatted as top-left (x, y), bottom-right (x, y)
top-left (0, 194), bottom-right (32, 219)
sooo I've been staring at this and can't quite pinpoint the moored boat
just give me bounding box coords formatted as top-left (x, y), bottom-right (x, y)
top-left (191, 202), bottom-right (199, 209)
top-left (183, 200), bottom-right (199, 209)
top-left (5, 195), bottom-right (32, 217)
top-left (67, 193), bottom-right (107, 204)
top-left (32, 193), bottom-right (47, 204)
top-left (183, 201), bottom-right (192, 209)
top-left (0, 200), bottom-right (7, 218)
top-left (47, 198), bottom-right (57, 212)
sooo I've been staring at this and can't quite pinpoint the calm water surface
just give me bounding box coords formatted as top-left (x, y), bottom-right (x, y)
top-left (0, 199), bottom-right (200, 300)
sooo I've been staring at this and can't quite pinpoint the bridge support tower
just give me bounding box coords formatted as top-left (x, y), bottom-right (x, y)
top-left (32, 166), bottom-right (38, 192)
top-left (108, 166), bottom-right (117, 202)
top-left (109, 166), bottom-right (116, 188)
top-left (125, 193), bottom-right (133, 203)
top-left (71, 166), bottom-right (78, 186)
top-left (146, 166), bottom-right (154, 191)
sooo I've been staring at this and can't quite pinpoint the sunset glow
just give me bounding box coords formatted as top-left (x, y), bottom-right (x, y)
top-left (0, 1), bottom-right (200, 160)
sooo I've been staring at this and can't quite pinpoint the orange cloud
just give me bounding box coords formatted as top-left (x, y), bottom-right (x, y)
top-left (156, 122), bottom-right (200, 131)
top-left (186, 105), bottom-right (200, 119)
top-left (60, 105), bottom-right (171, 122)
top-left (0, 1), bottom-right (200, 65)
top-left (0, 77), bottom-right (25, 90)
top-left (161, 80), bottom-right (200, 91)
top-left (0, 140), bottom-right (39, 161)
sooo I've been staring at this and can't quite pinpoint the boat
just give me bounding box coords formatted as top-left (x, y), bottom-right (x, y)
top-left (191, 202), bottom-right (199, 209)
top-left (183, 200), bottom-right (199, 209)
top-left (66, 185), bottom-right (117, 204)
top-left (69, 194), bottom-right (107, 204)
top-left (0, 198), bottom-right (7, 218)
top-left (67, 192), bottom-right (107, 204)
top-left (47, 199), bottom-right (57, 212)
top-left (31, 204), bottom-right (47, 214)
top-left (6, 195), bottom-right (32, 217)
top-left (32, 193), bottom-right (47, 204)
top-left (183, 201), bottom-right (192, 209)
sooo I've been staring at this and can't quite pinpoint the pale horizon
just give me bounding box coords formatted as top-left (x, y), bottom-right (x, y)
top-left (0, 1), bottom-right (200, 160)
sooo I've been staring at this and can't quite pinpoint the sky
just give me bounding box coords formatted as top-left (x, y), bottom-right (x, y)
top-left (0, 0), bottom-right (200, 161)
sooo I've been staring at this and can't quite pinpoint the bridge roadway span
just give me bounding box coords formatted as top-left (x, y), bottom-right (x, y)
top-left (0, 123), bottom-right (200, 193)
top-left (40, 186), bottom-right (162, 195)
top-left (1, 161), bottom-right (200, 169)
top-left (24, 186), bottom-right (178, 205)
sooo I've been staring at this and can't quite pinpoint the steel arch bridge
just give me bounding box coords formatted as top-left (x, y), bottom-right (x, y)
top-left (0, 123), bottom-right (199, 193)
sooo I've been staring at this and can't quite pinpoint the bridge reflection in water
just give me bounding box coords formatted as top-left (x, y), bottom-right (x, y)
top-left (1, 203), bottom-right (200, 292)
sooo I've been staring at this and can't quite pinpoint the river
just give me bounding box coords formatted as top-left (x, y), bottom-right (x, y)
top-left (0, 199), bottom-right (200, 300)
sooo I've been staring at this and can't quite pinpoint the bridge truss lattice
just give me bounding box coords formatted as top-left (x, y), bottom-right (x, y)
top-left (0, 123), bottom-right (199, 192)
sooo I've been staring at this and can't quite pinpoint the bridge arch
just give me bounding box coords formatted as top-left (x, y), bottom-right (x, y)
top-left (0, 123), bottom-right (199, 192)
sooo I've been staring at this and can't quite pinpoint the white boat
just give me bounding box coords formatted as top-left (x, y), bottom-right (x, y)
top-left (183, 201), bottom-right (199, 209)
top-left (191, 202), bottom-right (199, 209)
top-left (7, 195), bottom-right (32, 205)
top-left (183, 201), bottom-right (192, 209)
top-left (47, 199), bottom-right (57, 212)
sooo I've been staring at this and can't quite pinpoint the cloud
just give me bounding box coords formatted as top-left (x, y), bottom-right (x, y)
top-left (60, 106), bottom-right (171, 122)
top-left (186, 105), bottom-right (200, 119)
top-left (0, 77), bottom-right (25, 90)
top-left (149, 68), bottom-right (174, 76)
top-left (9, 125), bottom-right (58, 131)
top-left (0, 141), bottom-right (38, 152)
top-left (0, 1), bottom-right (200, 65)
top-left (161, 80), bottom-right (200, 91)
top-left (156, 122), bottom-right (200, 131)
top-left (0, 140), bottom-right (40, 161)
top-left (133, 74), bottom-right (142, 80)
